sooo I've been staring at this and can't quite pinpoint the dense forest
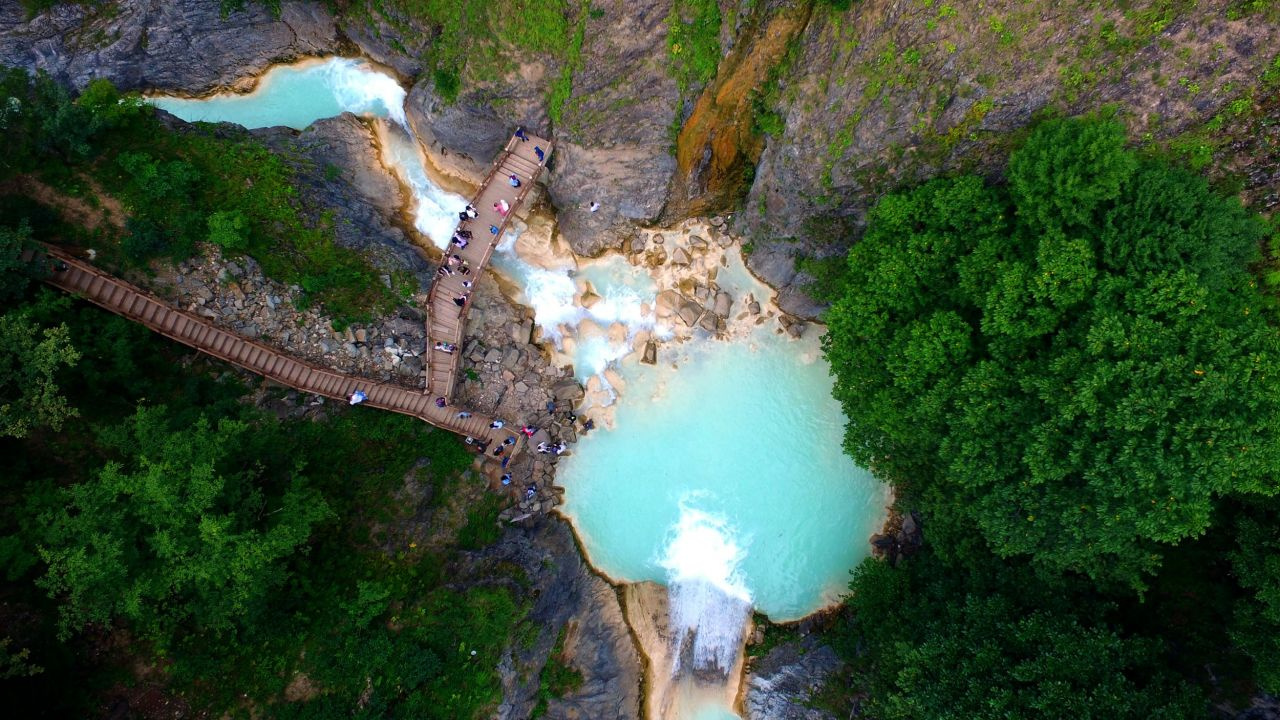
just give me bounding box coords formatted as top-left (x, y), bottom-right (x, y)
top-left (820, 117), bottom-right (1280, 717)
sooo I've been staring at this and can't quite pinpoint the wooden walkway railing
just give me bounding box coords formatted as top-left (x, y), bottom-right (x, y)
top-left (424, 131), bottom-right (553, 400)
top-left (31, 245), bottom-right (523, 452)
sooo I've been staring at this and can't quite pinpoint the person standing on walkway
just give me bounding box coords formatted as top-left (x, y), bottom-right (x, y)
top-left (515, 127), bottom-right (528, 141)
top-left (490, 419), bottom-right (505, 429)
top-left (534, 146), bottom-right (545, 163)
top-left (509, 174), bottom-right (521, 188)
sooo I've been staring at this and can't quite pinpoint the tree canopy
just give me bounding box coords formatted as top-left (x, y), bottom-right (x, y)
top-left (839, 553), bottom-right (1205, 720)
top-left (824, 117), bottom-right (1280, 585)
top-left (37, 406), bottom-right (331, 641)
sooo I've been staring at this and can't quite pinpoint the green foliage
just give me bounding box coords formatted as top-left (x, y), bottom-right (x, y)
top-left (824, 118), bottom-right (1280, 586)
top-left (0, 304), bottom-right (79, 438)
top-left (456, 491), bottom-right (506, 550)
top-left (532, 626), bottom-right (584, 718)
top-left (0, 221), bottom-right (44, 304)
top-left (0, 637), bottom-right (41, 680)
top-left (219, 0), bottom-right (282, 18)
top-left (432, 67), bottom-right (460, 105)
top-left (1229, 500), bottom-right (1280, 693)
top-left (839, 554), bottom-right (1206, 719)
top-left (387, 0), bottom-right (570, 104)
top-left (206, 209), bottom-right (249, 251)
top-left (2, 69), bottom-right (393, 324)
top-left (667, 0), bottom-right (722, 94)
top-left (37, 406), bottom-right (332, 640)
top-left (818, 0), bottom-right (857, 9)
top-left (548, 7), bottom-right (588, 126)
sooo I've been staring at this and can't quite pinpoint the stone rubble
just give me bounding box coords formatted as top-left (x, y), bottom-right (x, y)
top-left (149, 246), bottom-right (430, 385)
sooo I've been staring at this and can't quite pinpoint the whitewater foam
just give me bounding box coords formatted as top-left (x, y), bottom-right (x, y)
top-left (659, 503), bottom-right (753, 675)
top-left (324, 58), bottom-right (407, 128)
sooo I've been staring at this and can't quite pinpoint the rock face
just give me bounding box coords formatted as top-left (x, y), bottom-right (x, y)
top-left (251, 114), bottom-right (434, 289)
top-left (736, 1), bottom-right (1280, 317)
top-left (395, 0), bottom-right (680, 257)
top-left (0, 0), bottom-right (338, 93)
top-left (483, 517), bottom-right (642, 720)
top-left (744, 636), bottom-right (844, 720)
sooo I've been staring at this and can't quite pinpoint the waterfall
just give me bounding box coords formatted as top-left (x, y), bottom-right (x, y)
top-left (659, 503), bottom-right (753, 676)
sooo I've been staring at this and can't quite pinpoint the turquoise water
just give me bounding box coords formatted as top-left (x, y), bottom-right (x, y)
top-left (149, 57), bottom-right (406, 130)
top-left (558, 317), bottom-right (885, 620)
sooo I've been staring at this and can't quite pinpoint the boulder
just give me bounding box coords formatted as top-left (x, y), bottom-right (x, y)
top-left (713, 291), bottom-right (733, 317)
top-left (677, 301), bottom-right (702, 328)
top-left (641, 340), bottom-right (657, 365)
top-left (670, 246), bottom-right (692, 266)
top-left (553, 379), bottom-right (586, 402)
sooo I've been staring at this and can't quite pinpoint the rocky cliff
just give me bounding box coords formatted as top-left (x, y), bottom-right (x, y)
top-left (0, 0), bottom-right (338, 93)
top-left (479, 518), bottom-right (643, 720)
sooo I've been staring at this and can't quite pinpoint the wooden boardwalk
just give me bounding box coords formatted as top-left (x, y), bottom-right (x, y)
top-left (425, 131), bottom-right (553, 400)
top-left (33, 246), bottom-right (524, 452)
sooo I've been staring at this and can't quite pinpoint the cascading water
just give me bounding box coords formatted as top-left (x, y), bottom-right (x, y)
top-left (150, 57), bottom-right (889, 719)
top-left (659, 502), bottom-right (753, 676)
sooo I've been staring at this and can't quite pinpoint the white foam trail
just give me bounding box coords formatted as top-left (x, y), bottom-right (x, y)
top-left (379, 127), bottom-right (469, 249)
top-left (659, 503), bottom-right (753, 675)
top-left (326, 58), bottom-right (408, 128)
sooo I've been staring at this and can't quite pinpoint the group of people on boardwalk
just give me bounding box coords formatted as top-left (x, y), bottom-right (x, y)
top-left (419, 126), bottom-right (563, 499)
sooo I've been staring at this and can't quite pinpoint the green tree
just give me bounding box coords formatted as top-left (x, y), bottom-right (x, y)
top-left (841, 555), bottom-right (1205, 720)
top-left (0, 221), bottom-right (45, 303)
top-left (206, 209), bottom-right (249, 251)
top-left (1229, 500), bottom-right (1280, 693)
top-left (0, 305), bottom-right (79, 438)
top-left (37, 406), bottom-right (330, 641)
top-left (824, 118), bottom-right (1280, 585)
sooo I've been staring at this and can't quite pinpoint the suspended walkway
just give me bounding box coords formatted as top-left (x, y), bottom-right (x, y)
top-left (29, 128), bottom-right (553, 453)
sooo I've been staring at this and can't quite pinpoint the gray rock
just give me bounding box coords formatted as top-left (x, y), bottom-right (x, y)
top-left (713, 291), bottom-right (733, 318)
top-left (744, 637), bottom-right (843, 720)
top-left (485, 348), bottom-right (503, 364)
top-left (671, 246), bottom-right (692, 266)
top-left (0, 1), bottom-right (338, 94)
top-left (501, 347), bottom-right (520, 369)
top-left (484, 518), bottom-right (642, 720)
top-left (399, 355), bottom-right (424, 376)
top-left (552, 379), bottom-right (585, 402)
top-left (343, 342), bottom-right (359, 358)
top-left (677, 301), bottom-right (702, 328)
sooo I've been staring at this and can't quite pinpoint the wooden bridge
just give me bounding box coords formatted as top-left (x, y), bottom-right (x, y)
top-left (33, 129), bottom-right (553, 454)
top-left (425, 131), bottom-right (552, 400)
